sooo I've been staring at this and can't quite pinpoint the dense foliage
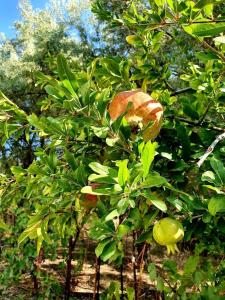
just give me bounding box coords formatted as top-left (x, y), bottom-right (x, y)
top-left (0, 0), bottom-right (225, 299)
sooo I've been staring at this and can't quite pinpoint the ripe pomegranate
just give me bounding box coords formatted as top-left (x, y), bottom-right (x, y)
top-left (153, 217), bottom-right (184, 254)
top-left (108, 90), bottom-right (163, 140)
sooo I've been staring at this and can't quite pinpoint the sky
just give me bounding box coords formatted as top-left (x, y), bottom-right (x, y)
top-left (0, 0), bottom-right (47, 38)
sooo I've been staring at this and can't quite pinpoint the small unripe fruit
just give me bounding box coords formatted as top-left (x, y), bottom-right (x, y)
top-left (153, 217), bottom-right (184, 254)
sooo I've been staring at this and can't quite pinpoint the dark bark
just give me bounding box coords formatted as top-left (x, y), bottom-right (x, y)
top-left (64, 229), bottom-right (80, 300)
top-left (93, 256), bottom-right (101, 300)
top-left (120, 261), bottom-right (124, 300)
top-left (31, 247), bottom-right (44, 296)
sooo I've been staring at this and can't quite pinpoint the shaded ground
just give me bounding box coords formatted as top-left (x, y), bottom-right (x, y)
top-left (0, 233), bottom-right (193, 299)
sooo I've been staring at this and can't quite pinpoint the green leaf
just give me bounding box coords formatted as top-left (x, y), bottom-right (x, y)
top-left (106, 137), bottom-right (119, 147)
top-left (208, 196), bottom-right (225, 216)
top-left (177, 125), bottom-right (191, 160)
top-left (126, 287), bottom-right (135, 300)
top-left (107, 281), bottom-right (120, 299)
top-left (203, 185), bottom-right (224, 194)
top-left (135, 231), bottom-right (152, 244)
top-left (210, 157), bottom-right (225, 185)
top-left (155, 0), bottom-right (166, 7)
top-left (11, 166), bottom-right (26, 176)
top-left (64, 150), bottom-right (77, 170)
top-left (117, 224), bottom-right (131, 239)
top-left (46, 151), bottom-right (57, 171)
top-left (149, 199), bottom-right (167, 212)
top-left (184, 255), bottom-right (199, 275)
top-left (105, 209), bottom-right (119, 221)
top-left (0, 218), bottom-right (9, 231)
top-left (36, 229), bottom-right (43, 255)
top-left (101, 241), bottom-right (117, 262)
top-left (81, 185), bottom-right (106, 196)
top-left (101, 58), bottom-right (121, 78)
top-left (89, 221), bottom-right (114, 240)
top-left (163, 260), bottom-right (177, 274)
top-left (126, 35), bottom-right (143, 46)
top-left (141, 172), bottom-right (167, 188)
top-left (196, 51), bottom-right (218, 61)
top-left (143, 210), bottom-right (159, 230)
top-left (148, 263), bottom-right (157, 280)
top-left (195, 0), bottom-right (214, 9)
top-left (143, 191), bottom-right (167, 212)
top-left (41, 219), bottom-right (51, 244)
top-left (156, 276), bottom-right (164, 291)
top-left (203, 4), bottom-right (213, 18)
top-left (88, 173), bottom-right (117, 184)
top-left (129, 208), bottom-right (142, 228)
top-left (167, 0), bottom-right (174, 10)
top-left (95, 238), bottom-right (111, 257)
top-left (183, 104), bottom-right (199, 120)
top-left (141, 141), bottom-right (157, 178)
top-left (201, 170), bottom-right (221, 185)
top-left (167, 196), bottom-right (187, 212)
top-left (183, 22), bottom-right (225, 37)
top-left (81, 184), bottom-right (122, 196)
top-left (91, 126), bottom-right (109, 138)
top-left (18, 220), bottom-right (42, 244)
top-left (0, 91), bottom-right (27, 120)
top-left (45, 84), bottom-right (65, 99)
top-left (116, 159), bottom-right (130, 187)
top-left (89, 162), bottom-right (113, 175)
top-left (57, 54), bottom-right (77, 95)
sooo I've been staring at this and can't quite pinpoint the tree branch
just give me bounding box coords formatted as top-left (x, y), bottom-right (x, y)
top-left (201, 40), bottom-right (225, 62)
top-left (168, 116), bottom-right (224, 132)
top-left (197, 132), bottom-right (225, 167)
top-left (198, 101), bottom-right (213, 125)
top-left (171, 87), bottom-right (194, 96)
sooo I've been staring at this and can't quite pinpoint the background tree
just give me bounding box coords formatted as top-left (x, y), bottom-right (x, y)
top-left (0, 0), bottom-right (98, 172)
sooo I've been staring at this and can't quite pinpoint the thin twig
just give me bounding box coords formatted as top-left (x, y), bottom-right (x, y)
top-left (198, 101), bottom-right (213, 125)
top-left (171, 87), bottom-right (194, 96)
top-left (201, 40), bottom-right (225, 62)
top-left (132, 231), bottom-right (138, 300)
top-left (197, 132), bottom-right (225, 167)
top-left (168, 115), bottom-right (224, 132)
top-left (137, 243), bottom-right (147, 299)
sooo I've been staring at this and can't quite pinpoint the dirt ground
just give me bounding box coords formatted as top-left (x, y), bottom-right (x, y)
top-left (0, 233), bottom-right (190, 299)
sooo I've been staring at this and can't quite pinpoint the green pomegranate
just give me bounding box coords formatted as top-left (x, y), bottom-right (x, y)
top-left (153, 217), bottom-right (184, 254)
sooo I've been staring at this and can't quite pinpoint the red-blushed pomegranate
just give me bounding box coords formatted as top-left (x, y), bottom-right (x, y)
top-left (108, 90), bottom-right (163, 140)
top-left (80, 183), bottom-right (99, 210)
top-left (153, 217), bottom-right (184, 254)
